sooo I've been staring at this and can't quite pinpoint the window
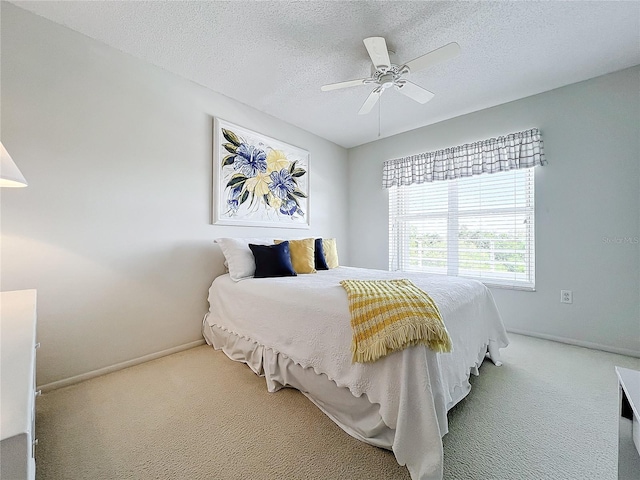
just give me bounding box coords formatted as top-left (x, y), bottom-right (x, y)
top-left (389, 168), bottom-right (535, 290)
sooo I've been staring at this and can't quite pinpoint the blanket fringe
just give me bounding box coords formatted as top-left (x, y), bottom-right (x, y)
top-left (351, 322), bottom-right (452, 363)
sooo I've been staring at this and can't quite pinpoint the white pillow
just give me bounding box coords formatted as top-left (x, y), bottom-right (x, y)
top-left (215, 238), bottom-right (272, 281)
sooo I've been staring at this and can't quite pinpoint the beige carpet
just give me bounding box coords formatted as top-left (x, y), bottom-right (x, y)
top-left (35, 334), bottom-right (639, 480)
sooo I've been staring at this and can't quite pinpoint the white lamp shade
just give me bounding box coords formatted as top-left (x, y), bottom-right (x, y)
top-left (0, 142), bottom-right (28, 187)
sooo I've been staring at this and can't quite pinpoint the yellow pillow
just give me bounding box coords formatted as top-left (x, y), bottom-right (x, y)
top-left (275, 238), bottom-right (316, 274)
top-left (322, 238), bottom-right (339, 269)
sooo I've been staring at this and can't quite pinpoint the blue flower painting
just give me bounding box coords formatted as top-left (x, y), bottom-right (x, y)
top-left (234, 144), bottom-right (267, 177)
top-left (215, 119), bottom-right (309, 228)
top-left (269, 169), bottom-right (296, 200)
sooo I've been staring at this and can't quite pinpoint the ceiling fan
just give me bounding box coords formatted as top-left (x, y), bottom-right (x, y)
top-left (321, 37), bottom-right (460, 115)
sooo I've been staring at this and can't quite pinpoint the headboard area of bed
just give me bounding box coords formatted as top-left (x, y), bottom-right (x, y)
top-left (210, 242), bottom-right (228, 281)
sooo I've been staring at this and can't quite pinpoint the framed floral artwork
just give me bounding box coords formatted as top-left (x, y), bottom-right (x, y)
top-left (213, 118), bottom-right (309, 228)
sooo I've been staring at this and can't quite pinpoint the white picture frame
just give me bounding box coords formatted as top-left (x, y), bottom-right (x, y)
top-left (213, 118), bottom-right (310, 229)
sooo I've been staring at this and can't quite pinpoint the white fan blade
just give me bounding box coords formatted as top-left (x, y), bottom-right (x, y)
top-left (404, 42), bottom-right (460, 73)
top-left (321, 78), bottom-right (368, 91)
top-left (358, 88), bottom-right (382, 115)
top-left (395, 81), bottom-right (434, 104)
top-left (363, 37), bottom-right (391, 70)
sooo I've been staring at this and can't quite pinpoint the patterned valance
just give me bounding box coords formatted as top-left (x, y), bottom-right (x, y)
top-left (382, 128), bottom-right (546, 188)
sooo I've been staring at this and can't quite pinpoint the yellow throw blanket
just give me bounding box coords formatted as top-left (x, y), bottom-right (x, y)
top-left (340, 279), bottom-right (452, 363)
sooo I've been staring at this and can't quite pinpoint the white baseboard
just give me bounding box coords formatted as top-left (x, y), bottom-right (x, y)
top-left (38, 339), bottom-right (206, 392)
top-left (38, 331), bottom-right (639, 392)
top-left (507, 328), bottom-right (640, 358)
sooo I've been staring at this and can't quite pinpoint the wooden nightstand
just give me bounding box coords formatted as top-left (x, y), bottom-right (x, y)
top-left (1, 289), bottom-right (38, 480)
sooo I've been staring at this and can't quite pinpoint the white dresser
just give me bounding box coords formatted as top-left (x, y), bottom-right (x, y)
top-left (616, 366), bottom-right (640, 478)
top-left (1, 289), bottom-right (38, 480)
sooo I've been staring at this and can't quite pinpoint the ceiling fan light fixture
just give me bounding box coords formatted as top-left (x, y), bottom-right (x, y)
top-left (380, 73), bottom-right (395, 89)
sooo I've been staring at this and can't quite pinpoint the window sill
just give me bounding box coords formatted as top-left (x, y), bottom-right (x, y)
top-left (483, 282), bottom-right (536, 292)
top-left (391, 269), bottom-right (536, 291)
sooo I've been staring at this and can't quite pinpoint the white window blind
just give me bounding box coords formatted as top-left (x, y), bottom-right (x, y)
top-left (389, 168), bottom-right (536, 290)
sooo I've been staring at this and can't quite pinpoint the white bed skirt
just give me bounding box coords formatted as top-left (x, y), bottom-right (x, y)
top-left (202, 319), bottom-right (488, 451)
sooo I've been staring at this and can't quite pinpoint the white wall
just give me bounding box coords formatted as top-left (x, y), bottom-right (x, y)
top-left (348, 66), bottom-right (640, 356)
top-left (0, 3), bottom-right (349, 386)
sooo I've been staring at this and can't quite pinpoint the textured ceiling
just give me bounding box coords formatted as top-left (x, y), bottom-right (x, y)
top-left (9, 1), bottom-right (640, 148)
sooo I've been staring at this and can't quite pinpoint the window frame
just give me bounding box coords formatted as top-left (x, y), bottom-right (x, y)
top-left (389, 168), bottom-right (536, 291)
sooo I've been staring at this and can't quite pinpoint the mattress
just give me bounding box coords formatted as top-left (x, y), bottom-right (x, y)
top-left (203, 266), bottom-right (509, 480)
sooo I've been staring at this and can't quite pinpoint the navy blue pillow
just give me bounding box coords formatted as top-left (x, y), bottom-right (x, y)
top-left (249, 242), bottom-right (297, 278)
top-left (314, 238), bottom-right (329, 270)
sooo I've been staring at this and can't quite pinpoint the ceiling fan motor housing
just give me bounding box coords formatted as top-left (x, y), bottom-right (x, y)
top-left (372, 64), bottom-right (410, 89)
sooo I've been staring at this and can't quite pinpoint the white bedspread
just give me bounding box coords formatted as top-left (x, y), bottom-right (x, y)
top-left (204, 266), bottom-right (509, 480)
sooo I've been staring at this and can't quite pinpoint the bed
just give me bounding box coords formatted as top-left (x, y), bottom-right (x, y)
top-left (202, 264), bottom-right (509, 480)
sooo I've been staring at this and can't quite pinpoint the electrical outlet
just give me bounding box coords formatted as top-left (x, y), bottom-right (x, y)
top-left (560, 290), bottom-right (573, 304)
